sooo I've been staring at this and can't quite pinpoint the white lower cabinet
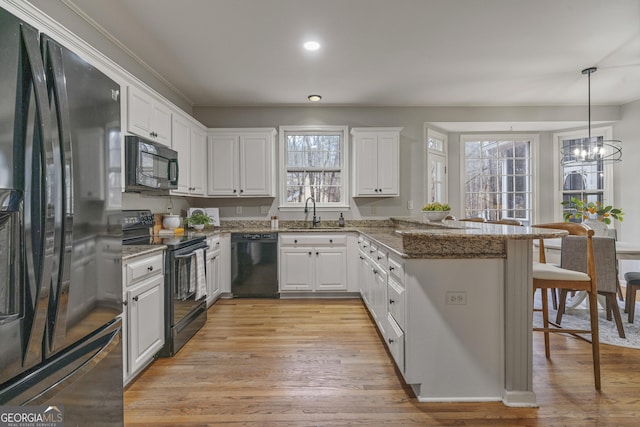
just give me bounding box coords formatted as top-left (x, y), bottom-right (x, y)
top-left (123, 252), bottom-right (165, 385)
top-left (206, 236), bottom-right (222, 306)
top-left (279, 234), bottom-right (348, 293)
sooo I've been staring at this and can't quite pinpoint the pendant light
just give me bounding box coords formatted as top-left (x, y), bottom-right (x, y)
top-left (560, 67), bottom-right (622, 166)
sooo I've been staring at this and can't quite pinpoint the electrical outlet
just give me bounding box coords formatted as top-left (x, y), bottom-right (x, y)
top-left (408, 200), bottom-right (414, 210)
top-left (446, 291), bottom-right (467, 305)
top-left (235, 206), bottom-right (242, 215)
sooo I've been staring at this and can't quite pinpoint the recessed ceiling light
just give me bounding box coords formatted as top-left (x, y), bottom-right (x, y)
top-left (308, 95), bottom-right (322, 102)
top-left (303, 41), bottom-right (321, 51)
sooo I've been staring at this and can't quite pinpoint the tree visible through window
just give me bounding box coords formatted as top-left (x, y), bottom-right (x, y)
top-left (463, 136), bottom-right (533, 223)
top-left (285, 131), bottom-right (343, 204)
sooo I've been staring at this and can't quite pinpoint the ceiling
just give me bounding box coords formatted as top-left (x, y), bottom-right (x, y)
top-left (63, 0), bottom-right (640, 108)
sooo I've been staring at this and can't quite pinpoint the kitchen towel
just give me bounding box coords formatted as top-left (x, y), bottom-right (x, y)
top-left (194, 248), bottom-right (207, 301)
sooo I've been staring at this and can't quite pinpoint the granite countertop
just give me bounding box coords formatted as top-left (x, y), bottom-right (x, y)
top-left (122, 217), bottom-right (565, 260)
top-left (123, 245), bottom-right (166, 261)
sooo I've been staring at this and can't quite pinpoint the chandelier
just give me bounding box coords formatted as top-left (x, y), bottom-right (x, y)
top-left (560, 67), bottom-right (622, 166)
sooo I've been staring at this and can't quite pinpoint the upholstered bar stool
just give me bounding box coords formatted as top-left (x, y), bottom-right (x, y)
top-left (624, 272), bottom-right (640, 323)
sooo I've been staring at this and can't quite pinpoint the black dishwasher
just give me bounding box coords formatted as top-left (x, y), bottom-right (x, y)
top-left (231, 233), bottom-right (279, 298)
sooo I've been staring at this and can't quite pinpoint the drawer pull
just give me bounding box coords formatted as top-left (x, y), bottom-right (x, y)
top-left (294, 239), bottom-right (298, 243)
top-left (388, 338), bottom-right (394, 344)
top-left (370, 249), bottom-right (375, 253)
top-left (309, 252), bottom-right (312, 255)
top-left (147, 266), bottom-right (154, 272)
top-left (377, 256), bottom-right (382, 260)
top-left (133, 296), bottom-right (139, 302)
top-left (329, 239), bottom-right (333, 243)
top-left (316, 252), bottom-right (319, 256)
top-left (389, 299), bottom-right (395, 304)
top-left (389, 266), bottom-right (395, 271)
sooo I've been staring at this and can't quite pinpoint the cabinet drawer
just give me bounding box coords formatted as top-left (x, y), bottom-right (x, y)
top-left (386, 313), bottom-right (405, 373)
top-left (374, 248), bottom-right (388, 269)
top-left (280, 234), bottom-right (347, 246)
top-left (207, 236), bottom-right (222, 254)
top-left (388, 277), bottom-right (406, 331)
top-left (388, 255), bottom-right (404, 284)
top-left (126, 253), bottom-right (164, 284)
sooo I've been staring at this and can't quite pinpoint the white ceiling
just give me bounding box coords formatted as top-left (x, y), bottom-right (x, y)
top-left (64, 0), bottom-right (640, 108)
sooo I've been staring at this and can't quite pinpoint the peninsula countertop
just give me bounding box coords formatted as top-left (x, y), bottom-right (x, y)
top-left (122, 217), bottom-right (565, 260)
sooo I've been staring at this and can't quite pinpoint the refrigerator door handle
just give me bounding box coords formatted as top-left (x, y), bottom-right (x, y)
top-left (19, 24), bottom-right (56, 368)
top-left (42, 37), bottom-right (74, 353)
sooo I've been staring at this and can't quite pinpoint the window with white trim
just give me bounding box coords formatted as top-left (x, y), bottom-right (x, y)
top-left (461, 135), bottom-right (536, 224)
top-left (554, 127), bottom-right (615, 222)
top-left (279, 125), bottom-right (349, 208)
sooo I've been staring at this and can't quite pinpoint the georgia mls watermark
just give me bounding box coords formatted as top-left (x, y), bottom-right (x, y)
top-left (0, 406), bottom-right (64, 427)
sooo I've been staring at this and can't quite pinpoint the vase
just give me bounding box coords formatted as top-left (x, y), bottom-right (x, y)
top-left (582, 215), bottom-right (608, 237)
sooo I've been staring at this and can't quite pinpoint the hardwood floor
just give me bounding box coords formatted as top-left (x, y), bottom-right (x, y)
top-left (124, 299), bottom-right (640, 426)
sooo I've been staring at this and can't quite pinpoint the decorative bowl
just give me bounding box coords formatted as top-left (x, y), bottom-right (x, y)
top-left (422, 210), bottom-right (450, 222)
top-left (162, 215), bottom-right (181, 230)
top-left (193, 224), bottom-right (205, 231)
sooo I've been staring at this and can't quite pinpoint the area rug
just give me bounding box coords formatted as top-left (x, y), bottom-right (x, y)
top-left (533, 294), bottom-right (640, 349)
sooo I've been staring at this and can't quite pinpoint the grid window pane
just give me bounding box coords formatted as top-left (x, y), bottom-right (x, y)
top-left (464, 138), bottom-right (532, 223)
top-left (285, 132), bottom-right (344, 205)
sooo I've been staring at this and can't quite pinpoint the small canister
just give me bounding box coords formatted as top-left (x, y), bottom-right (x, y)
top-left (271, 215), bottom-right (278, 229)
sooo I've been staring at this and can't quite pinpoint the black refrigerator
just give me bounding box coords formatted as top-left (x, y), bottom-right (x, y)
top-left (0, 5), bottom-right (123, 426)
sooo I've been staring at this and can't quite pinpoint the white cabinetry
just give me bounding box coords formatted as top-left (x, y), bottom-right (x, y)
top-left (127, 85), bottom-right (172, 146)
top-left (279, 234), bottom-right (348, 293)
top-left (357, 235), bottom-right (405, 371)
top-left (207, 128), bottom-right (276, 197)
top-left (122, 252), bottom-right (165, 385)
top-left (206, 235), bottom-right (222, 306)
top-left (351, 127), bottom-right (402, 197)
top-left (171, 114), bottom-right (206, 196)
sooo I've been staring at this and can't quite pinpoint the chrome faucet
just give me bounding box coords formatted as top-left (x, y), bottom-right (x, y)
top-left (304, 196), bottom-right (320, 227)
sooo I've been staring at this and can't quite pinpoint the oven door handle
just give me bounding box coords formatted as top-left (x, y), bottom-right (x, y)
top-left (174, 246), bottom-right (209, 259)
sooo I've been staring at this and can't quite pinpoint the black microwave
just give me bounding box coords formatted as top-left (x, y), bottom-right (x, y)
top-left (125, 135), bottom-right (179, 192)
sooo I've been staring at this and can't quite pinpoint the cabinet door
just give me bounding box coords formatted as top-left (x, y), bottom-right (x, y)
top-left (376, 133), bottom-right (399, 195)
top-left (206, 252), bottom-right (221, 306)
top-left (171, 115), bottom-right (191, 194)
top-left (127, 86), bottom-right (154, 139)
top-left (354, 134), bottom-right (379, 195)
top-left (279, 247), bottom-right (314, 291)
top-left (151, 102), bottom-right (172, 146)
top-left (239, 134), bottom-right (272, 196)
top-left (128, 274), bottom-right (165, 376)
top-left (373, 266), bottom-right (388, 330)
top-left (314, 247), bottom-right (347, 291)
top-left (208, 135), bottom-right (238, 196)
top-left (189, 126), bottom-right (206, 195)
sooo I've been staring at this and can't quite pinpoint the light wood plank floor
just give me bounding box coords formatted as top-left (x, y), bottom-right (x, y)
top-left (124, 299), bottom-right (640, 426)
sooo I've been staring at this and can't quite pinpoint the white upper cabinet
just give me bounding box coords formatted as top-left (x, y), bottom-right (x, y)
top-left (171, 114), bottom-right (206, 196)
top-left (127, 85), bottom-right (172, 146)
top-left (207, 128), bottom-right (276, 197)
top-left (351, 127), bottom-right (402, 197)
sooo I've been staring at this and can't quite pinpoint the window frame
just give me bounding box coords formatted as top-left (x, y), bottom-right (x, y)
top-left (552, 126), bottom-right (615, 222)
top-left (424, 127), bottom-right (448, 205)
top-left (278, 125), bottom-right (350, 211)
top-left (459, 134), bottom-right (538, 224)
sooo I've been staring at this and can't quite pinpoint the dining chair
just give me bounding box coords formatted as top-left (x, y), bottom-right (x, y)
top-left (532, 222), bottom-right (601, 390)
top-left (556, 236), bottom-right (625, 338)
top-left (624, 272), bottom-right (640, 323)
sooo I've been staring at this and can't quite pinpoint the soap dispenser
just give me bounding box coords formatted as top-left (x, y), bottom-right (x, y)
top-left (338, 213), bottom-right (345, 227)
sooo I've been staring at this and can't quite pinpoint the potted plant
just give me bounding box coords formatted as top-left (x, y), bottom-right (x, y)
top-left (186, 212), bottom-right (211, 230)
top-left (421, 202), bottom-right (451, 222)
top-left (561, 197), bottom-right (623, 237)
